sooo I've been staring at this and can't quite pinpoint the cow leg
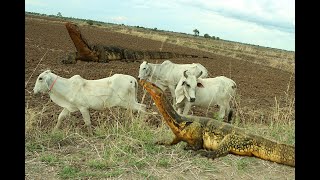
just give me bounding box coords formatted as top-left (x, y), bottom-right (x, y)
top-left (227, 108), bottom-right (234, 123)
top-left (134, 103), bottom-right (147, 113)
top-left (168, 85), bottom-right (177, 105)
top-left (182, 102), bottom-right (192, 115)
top-left (53, 108), bottom-right (70, 132)
top-left (218, 104), bottom-right (226, 121)
top-left (79, 108), bottom-right (93, 135)
top-left (174, 103), bottom-right (182, 114)
top-left (224, 104), bottom-right (233, 123)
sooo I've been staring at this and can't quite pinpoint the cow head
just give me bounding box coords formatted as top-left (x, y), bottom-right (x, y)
top-left (138, 61), bottom-right (152, 79)
top-left (175, 70), bottom-right (204, 104)
top-left (33, 70), bottom-right (53, 94)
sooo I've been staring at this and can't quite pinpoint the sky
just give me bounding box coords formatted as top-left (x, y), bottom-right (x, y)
top-left (25, 0), bottom-right (295, 51)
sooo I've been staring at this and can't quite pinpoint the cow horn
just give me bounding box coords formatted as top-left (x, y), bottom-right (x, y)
top-left (196, 71), bottom-right (203, 78)
top-left (183, 70), bottom-right (188, 78)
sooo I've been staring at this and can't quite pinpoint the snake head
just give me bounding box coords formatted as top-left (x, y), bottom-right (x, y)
top-left (65, 22), bottom-right (81, 34)
top-left (65, 22), bottom-right (80, 32)
top-left (138, 79), bottom-right (163, 97)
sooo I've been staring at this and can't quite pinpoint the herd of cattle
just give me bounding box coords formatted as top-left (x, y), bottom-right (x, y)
top-left (33, 60), bottom-right (237, 133)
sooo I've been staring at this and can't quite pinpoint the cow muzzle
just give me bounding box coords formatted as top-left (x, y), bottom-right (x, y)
top-left (138, 76), bottom-right (145, 80)
top-left (33, 90), bottom-right (40, 96)
top-left (33, 88), bottom-right (44, 95)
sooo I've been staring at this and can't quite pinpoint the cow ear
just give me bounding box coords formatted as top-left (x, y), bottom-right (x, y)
top-left (175, 83), bottom-right (185, 104)
top-left (176, 95), bottom-right (185, 104)
top-left (44, 75), bottom-right (51, 89)
top-left (197, 82), bottom-right (204, 88)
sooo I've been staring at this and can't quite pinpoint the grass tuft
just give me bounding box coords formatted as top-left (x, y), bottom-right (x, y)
top-left (58, 165), bottom-right (80, 179)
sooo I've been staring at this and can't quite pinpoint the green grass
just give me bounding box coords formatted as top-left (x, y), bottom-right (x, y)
top-left (157, 158), bottom-right (171, 168)
top-left (40, 154), bottom-right (59, 165)
top-left (58, 165), bottom-right (79, 178)
top-left (25, 141), bottom-right (46, 152)
top-left (236, 158), bottom-right (255, 171)
top-left (87, 159), bottom-right (108, 170)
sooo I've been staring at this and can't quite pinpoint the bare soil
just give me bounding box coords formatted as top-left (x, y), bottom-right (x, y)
top-left (25, 15), bottom-right (295, 126)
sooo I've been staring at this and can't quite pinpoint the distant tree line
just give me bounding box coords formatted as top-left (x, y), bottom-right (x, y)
top-left (193, 28), bottom-right (220, 40)
top-left (204, 33), bottom-right (220, 40)
top-left (26, 11), bottom-right (222, 41)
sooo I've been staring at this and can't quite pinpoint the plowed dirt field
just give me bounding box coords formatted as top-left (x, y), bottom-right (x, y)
top-left (25, 15), bottom-right (295, 127)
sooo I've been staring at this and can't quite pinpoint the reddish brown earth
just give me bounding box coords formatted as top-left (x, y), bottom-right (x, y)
top-left (25, 15), bottom-right (295, 127)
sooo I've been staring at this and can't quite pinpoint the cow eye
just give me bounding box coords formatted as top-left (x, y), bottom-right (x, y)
top-left (39, 77), bottom-right (43, 81)
top-left (186, 84), bottom-right (190, 87)
top-left (143, 68), bottom-right (146, 70)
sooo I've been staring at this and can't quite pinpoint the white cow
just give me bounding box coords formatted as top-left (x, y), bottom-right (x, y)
top-left (175, 70), bottom-right (237, 122)
top-left (33, 70), bottom-right (146, 134)
top-left (138, 60), bottom-right (208, 104)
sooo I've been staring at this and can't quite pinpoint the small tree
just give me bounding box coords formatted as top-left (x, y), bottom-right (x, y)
top-left (193, 29), bottom-right (199, 36)
top-left (216, 37), bottom-right (220, 40)
top-left (204, 33), bottom-right (210, 38)
top-left (87, 20), bottom-right (94, 26)
top-left (211, 36), bottom-right (216, 40)
top-left (57, 12), bottom-right (62, 17)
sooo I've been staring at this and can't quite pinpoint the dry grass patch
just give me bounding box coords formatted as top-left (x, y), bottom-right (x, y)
top-left (26, 103), bottom-right (294, 179)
